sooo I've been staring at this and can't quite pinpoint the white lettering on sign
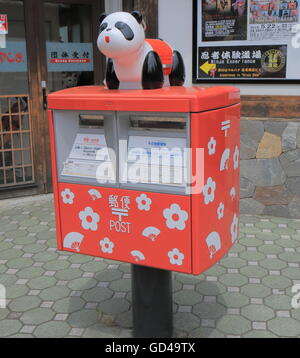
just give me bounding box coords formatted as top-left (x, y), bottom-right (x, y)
top-left (108, 194), bottom-right (131, 233)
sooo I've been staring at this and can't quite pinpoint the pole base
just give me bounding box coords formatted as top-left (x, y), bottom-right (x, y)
top-left (131, 264), bottom-right (173, 338)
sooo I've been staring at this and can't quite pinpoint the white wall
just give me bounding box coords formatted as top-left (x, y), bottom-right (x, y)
top-left (158, 0), bottom-right (300, 96)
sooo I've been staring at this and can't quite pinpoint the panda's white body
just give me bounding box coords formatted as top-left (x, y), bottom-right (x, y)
top-left (97, 11), bottom-right (184, 90)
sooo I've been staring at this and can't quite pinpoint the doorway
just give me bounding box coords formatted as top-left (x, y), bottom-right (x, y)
top-left (0, 0), bottom-right (104, 198)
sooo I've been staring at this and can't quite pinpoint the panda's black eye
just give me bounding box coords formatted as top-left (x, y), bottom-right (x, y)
top-left (115, 21), bottom-right (134, 41)
top-left (99, 22), bottom-right (108, 33)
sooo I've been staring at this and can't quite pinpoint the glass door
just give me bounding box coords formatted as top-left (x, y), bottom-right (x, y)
top-left (0, 0), bottom-right (35, 188)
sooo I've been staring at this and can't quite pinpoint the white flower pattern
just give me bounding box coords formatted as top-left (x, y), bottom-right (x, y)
top-left (208, 137), bottom-right (217, 155)
top-left (233, 145), bottom-right (239, 170)
top-left (231, 213), bottom-right (239, 243)
top-left (79, 207), bottom-right (100, 231)
top-left (217, 202), bottom-right (225, 219)
top-left (163, 203), bottom-right (188, 231)
top-left (100, 237), bottom-right (114, 254)
top-left (168, 248), bottom-right (184, 266)
top-left (230, 187), bottom-right (236, 199)
top-left (136, 193), bottom-right (152, 211)
top-left (61, 188), bottom-right (75, 204)
top-left (203, 177), bottom-right (216, 205)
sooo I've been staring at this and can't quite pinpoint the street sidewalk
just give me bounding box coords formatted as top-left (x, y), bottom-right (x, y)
top-left (0, 194), bottom-right (300, 338)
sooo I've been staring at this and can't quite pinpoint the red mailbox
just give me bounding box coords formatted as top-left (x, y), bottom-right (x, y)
top-left (48, 85), bottom-right (240, 275)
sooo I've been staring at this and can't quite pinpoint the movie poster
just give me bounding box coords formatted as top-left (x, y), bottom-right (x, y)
top-left (202, 0), bottom-right (248, 41)
top-left (249, 0), bottom-right (299, 40)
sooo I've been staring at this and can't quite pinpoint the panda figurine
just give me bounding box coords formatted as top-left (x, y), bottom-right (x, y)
top-left (97, 11), bottom-right (185, 90)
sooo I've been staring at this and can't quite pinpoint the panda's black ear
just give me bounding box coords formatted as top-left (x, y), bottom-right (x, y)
top-left (99, 13), bottom-right (107, 24)
top-left (131, 10), bottom-right (143, 24)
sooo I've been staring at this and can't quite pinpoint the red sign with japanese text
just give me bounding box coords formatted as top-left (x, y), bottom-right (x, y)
top-left (0, 15), bottom-right (8, 35)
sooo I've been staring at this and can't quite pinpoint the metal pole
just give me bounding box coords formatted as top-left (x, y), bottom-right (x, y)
top-left (131, 264), bottom-right (173, 338)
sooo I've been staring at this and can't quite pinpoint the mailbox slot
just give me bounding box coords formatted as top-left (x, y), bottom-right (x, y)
top-left (118, 112), bottom-right (190, 195)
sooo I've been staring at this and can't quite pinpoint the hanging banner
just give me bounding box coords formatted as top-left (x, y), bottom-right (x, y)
top-left (46, 42), bottom-right (93, 72)
top-left (194, 0), bottom-right (300, 82)
top-left (0, 41), bottom-right (27, 72)
top-left (0, 15), bottom-right (8, 35)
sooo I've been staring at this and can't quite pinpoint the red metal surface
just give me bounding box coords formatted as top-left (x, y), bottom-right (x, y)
top-left (191, 104), bottom-right (240, 275)
top-left (57, 184), bottom-right (192, 274)
top-left (48, 85), bottom-right (240, 113)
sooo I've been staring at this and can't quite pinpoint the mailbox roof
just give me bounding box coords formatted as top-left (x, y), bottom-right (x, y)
top-left (48, 85), bottom-right (240, 113)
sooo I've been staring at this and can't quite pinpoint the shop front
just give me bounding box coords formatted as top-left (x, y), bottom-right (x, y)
top-left (0, 0), bottom-right (104, 198)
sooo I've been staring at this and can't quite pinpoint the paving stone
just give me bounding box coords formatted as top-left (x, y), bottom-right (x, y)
top-left (55, 268), bottom-right (83, 281)
top-left (20, 308), bottom-right (55, 325)
top-left (0, 320), bottom-right (23, 337)
top-left (279, 251), bottom-right (300, 263)
top-left (286, 177), bottom-right (300, 196)
top-left (239, 266), bottom-right (268, 279)
top-left (282, 123), bottom-right (299, 152)
top-left (241, 158), bottom-right (286, 187)
top-left (173, 290), bottom-right (203, 306)
top-left (256, 132), bottom-right (282, 159)
top-left (68, 254), bottom-right (93, 264)
top-left (98, 298), bottom-right (130, 315)
top-left (82, 323), bottom-right (120, 338)
top-left (173, 279), bottom-right (183, 292)
top-left (6, 285), bottom-right (29, 299)
top-left (0, 273), bottom-right (18, 286)
top-left (193, 302), bottom-right (226, 320)
top-left (241, 120), bottom-right (264, 142)
top-left (258, 244), bottom-right (283, 255)
top-left (241, 304), bottom-right (275, 321)
top-left (264, 295), bottom-right (292, 310)
top-left (43, 260), bottom-right (70, 271)
top-left (109, 279), bottom-right (131, 292)
top-left (28, 276), bottom-right (57, 290)
top-left (189, 327), bottom-right (225, 338)
top-left (0, 248), bottom-right (23, 260)
top-left (219, 257), bottom-right (247, 269)
top-left (6, 257), bottom-right (34, 270)
top-left (204, 264), bottom-right (227, 276)
top-left (118, 263), bottom-right (131, 274)
top-left (241, 284), bottom-right (271, 298)
top-left (0, 308), bottom-right (9, 320)
top-left (239, 251), bottom-right (265, 261)
top-left (243, 330), bottom-right (278, 338)
top-left (9, 295), bottom-right (41, 312)
top-left (32, 251), bottom-right (58, 263)
top-left (67, 277), bottom-right (97, 291)
top-left (240, 177), bottom-right (255, 199)
top-left (264, 122), bottom-right (287, 137)
top-left (217, 315), bottom-right (251, 335)
top-left (114, 310), bottom-right (133, 329)
top-left (82, 286), bottom-right (113, 303)
top-left (52, 297), bottom-right (85, 314)
top-left (218, 292), bottom-right (249, 308)
top-left (219, 273), bottom-right (248, 287)
top-left (68, 309), bottom-right (99, 328)
top-left (282, 267), bottom-right (300, 280)
top-left (80, 261), bottom-right (107, 273)
top-left (289, 198), bottom-right (300, 219)
top-left (34, 321), bottom-right (70, 338)
top-left (94, 269), bottom-right (123, 282)
top-left (196, 281), bottom-right (226, 296)
top-left (39, 286), bottom-right (70, 301)
top-left (268, 317), bottom-right (300, 337)
top-left (229, 243), bottom-right (246, 253)
top-left (262, 275), bottom-right (292, 289)
top-left (174, 312), bottom-right (200, 333)
top-left (240, 135), bottom-right (258, 159)
top-left (260, 258), bottom-right (287, 270)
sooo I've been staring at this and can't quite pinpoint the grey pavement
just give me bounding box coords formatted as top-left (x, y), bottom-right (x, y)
top-left (0, 194), bottom-right (300, 338)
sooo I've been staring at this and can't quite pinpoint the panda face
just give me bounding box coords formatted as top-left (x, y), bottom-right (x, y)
top-left (97, 12), bottom-right (145, 59)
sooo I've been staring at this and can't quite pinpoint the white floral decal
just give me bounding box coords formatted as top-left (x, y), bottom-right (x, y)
top-left (206, 231), bottom-right (221, 259)
top-left (231, 213), bottom-right (239, 243)
top-left (61, 188), bottom-right (75, 204)
top-left (136, 193), bottom-right (152, 211)
top-left (163, 203), bottom-right (188, 231)
top-left (79, 207), bottom-right (100, 231)
top-left (63, 232), bottom-right (84, 252)
top-left (100, 237), bottom-right (114, 254)
top-left (233, 145), bottom-right (239, 170)
top-left (217, 202), bottom-right (225, 219)
top-left (168, 248), bottom-right (184, 266)
top-left (208, 137), bottom-right (217, 155)
top-left (203, 177), bottom-right (216, 205)
top-left (230, 187), bottom-right (236, 199)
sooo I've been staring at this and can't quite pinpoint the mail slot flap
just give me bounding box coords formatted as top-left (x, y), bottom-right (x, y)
top-left (79, 114), bottom-right (105, 128)
top-left (129, 116), bottom-right (186, 132)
